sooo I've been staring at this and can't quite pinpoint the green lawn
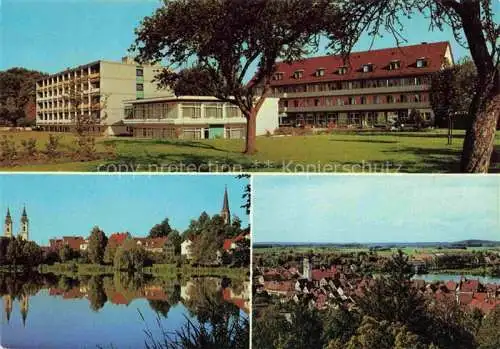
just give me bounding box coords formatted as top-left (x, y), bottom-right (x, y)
top-left (2, 129), bottom-right (499, 172)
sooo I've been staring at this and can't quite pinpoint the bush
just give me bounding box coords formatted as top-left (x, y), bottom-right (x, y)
top-left (45, 134), bottom-right (61, 159)
top-left (0, 136), bottom-right (17, 163)
top-left (21, 138), bottom-right (37, 157)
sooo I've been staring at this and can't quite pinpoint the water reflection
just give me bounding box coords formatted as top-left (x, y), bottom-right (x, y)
top-left (0, 272), bottom-right (249, 348)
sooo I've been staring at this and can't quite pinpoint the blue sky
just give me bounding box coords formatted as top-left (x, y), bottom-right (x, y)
top-left (0, 174), bottom-right (248, 245)
top-left (253, 176), bottom-right (500, 243)
top-left (2, 0), bottom-right (499, 76)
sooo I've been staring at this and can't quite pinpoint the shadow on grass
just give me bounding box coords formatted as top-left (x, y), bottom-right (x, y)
top-left (103, 138), bottom-right (239, 154)
top-left (384, 146), bottom-right (461, 173)
top-left (329, 138), bottom-right (398, 144)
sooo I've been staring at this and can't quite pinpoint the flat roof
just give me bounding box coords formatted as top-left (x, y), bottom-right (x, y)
top-left (124, 95), bottom-right (278, 105)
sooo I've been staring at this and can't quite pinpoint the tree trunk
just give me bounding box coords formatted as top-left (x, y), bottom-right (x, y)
top-left (460, 83), bottom-right (500, 173)
top-left (244, 108), bottom-right (257, 154)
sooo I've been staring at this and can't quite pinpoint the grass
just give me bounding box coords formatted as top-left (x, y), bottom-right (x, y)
top-left (2, 129), bottom-right (499, 172)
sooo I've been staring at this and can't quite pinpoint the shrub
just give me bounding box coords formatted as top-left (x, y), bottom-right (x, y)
top-left (45, 134), bottom-right (61, 159)
top-left (0, 136), bottom-right (17, 163)
top-left (20, 138), bottom-right (37, 157)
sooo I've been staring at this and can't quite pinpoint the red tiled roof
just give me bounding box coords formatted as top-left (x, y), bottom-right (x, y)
top-left (263, 280), bottom-right (295, 293)
top-left (264, 41), bottom-right (450, 86)
top-left (134, 237), bottom-right (168, 249)
top-left (312, 269), bottom-right (337, 281)
top-left (445, 281), bottom-right (457, 292)
top-left (223, 233), bottom-right (248, 251)
top-left (460, 279), bottom-right (480, 293)
top-left (108, 232), bottom-right (130, 247)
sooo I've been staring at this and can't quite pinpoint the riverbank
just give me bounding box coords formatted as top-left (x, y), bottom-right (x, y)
top-left (32, 263), bottom-right (248, 279)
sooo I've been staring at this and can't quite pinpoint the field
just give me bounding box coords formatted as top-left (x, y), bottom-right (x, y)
top-left (2, 129), bottom-right (499, 172)
top-left (252, 246), bottom-right (500, 257)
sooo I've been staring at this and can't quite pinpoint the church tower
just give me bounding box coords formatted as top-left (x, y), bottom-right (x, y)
top-left (221, 186), bottom-right (231, 225)
top-left (20, 294), bottom-right (29, 327)
top-left (3, 295), bottom-right (12, 323)
top-left (19, 206), bottom-right (29, 241)
top-left (4, 208), bottom-right (12, 238)
top-left (303, 257), bottom-right (312, 281)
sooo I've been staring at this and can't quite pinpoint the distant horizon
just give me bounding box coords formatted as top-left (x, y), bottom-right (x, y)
top-left (254, 239), bottom-right (500, 245)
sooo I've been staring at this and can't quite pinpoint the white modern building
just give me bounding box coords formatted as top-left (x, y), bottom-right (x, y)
top-left (123, 96), bottom-right (279, 139)
top-left (35, 57), bottom-right (170, 135)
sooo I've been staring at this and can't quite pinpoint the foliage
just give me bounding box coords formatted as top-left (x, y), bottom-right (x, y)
top-left (477, 305), bottom-right (500, 349)
top-left (149, 217), bottom-right (173, 238)
top-left (20, 138), bottom-right (37, 157)
top-left (104, 244), bottom-right (117, 265)
top-left (58, 245), bottom-right (74, 263)
top-left (88, 226), bottom-right (108, 265)
top-left (0, 135), bottom-right (17, 163)
top-left (132, 0), bottom-right (345, 154)
top-left (431, 58), bottom-right (478, 128)
top-left (87, 275), bottom-right (107, 312)
top-left (0, 68), bottom-right (46, 126)
top-left (237, 174), bottom-right (251, 216)
top-left (1, 237), bottom-right (43, 268)
top-left (168, 230), bottom-right (183, 255)
top-left (156, 66), bottom-right (216, 96)
top-left (44, 134), bottom-right (61, 159)
top-left (114, 240), bottom-right (147, 272)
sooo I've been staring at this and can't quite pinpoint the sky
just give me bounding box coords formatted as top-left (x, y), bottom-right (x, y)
top-left (0, 174), bottom-right (249, 245)
top-left (2, 0), bottom-right (499, 76)
top-left (253, 175), bottom-right (500, 244)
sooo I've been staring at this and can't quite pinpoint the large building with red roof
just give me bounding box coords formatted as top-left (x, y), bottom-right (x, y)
top-left (263, 41), bottom-right (454, 129)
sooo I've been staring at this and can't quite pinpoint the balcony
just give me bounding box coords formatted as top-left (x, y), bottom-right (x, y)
top-left (280, 102), bottom-right (431, 114)
top-left (275, 84), bottom-right (430, 99)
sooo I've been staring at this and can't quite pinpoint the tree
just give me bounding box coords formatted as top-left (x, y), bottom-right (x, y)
top-left (477, 305), bottom-right (500, 349)
top-left (149, 217), bottom-right (172, 238)
top-left (59, 245), bottom-right (73, 263)
top-left (157, 66), bottom-right (216, 96)
top-left (87, 275), bottom-right (107, 312)
top-left (431, 57), bottom-right (478, 128)
top-left (103, 243), bottom-right (117, 265)
top-left (114, 240), bottom-right (147, 272)
top-left (332, 0), bottom-right (499, 172)
top-left (132, 0), bottom-right (345, 154)
top-left (168, 230), bottom-right (182, 255)
top-left (87, 226), bottom-right (108, 264)
top-left (0, 68), bottom-right (47, 126)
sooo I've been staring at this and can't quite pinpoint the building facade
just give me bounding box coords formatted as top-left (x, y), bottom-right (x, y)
top-left (35, 57), bottom-right (169, 135)
top-left (122, 96), bottom-right (279, 139)
top-left (3, 207), bottom-right (29, 241)
top-left (261, 41), bottom-right (453, 129)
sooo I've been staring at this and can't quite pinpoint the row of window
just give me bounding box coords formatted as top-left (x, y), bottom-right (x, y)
top-left (37, 67), bottom-right (100, 87)
top-left (37, 112), bottom-right (100, 121)
top-left (37, 83), bottom-right (100, 98)
top-left (276, 58), bottom-right (428, 80)
top-left (132, 127), bottom-right (245, 140)
top-left (131, 103), bottom-right (242, 120)
top-left (281, 93), bottom-right (428, 108)
top-left (269, 76), bottom-right (431, 94)
top-left (38, 97), bottom-right (100, 109)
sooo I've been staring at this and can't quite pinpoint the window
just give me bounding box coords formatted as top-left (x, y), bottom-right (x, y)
top-left (348, 97), bottom-right (356, 105)
top-left (316, 68), bottom-right (325, 77)
top-left (283, 100), bottom-right (289, 108)
top-left (226, 105), bottom-right (241, 118)
top-left (362, 64), bottom-right (373, 73)
top-left (205, 103), bottom-right (223, 118)
top-left (400, 94), bottom-right (408, 103)
top-left (387, 95), bottom-right (395, 104)
top-left (314, 99), bottom-right (320, 107)
top-left (360, 96), bottom-right (367, 105)
top-left (416, 58), bottom-right (427, 68)
top-left (293, 70), bottom-right (304, 79)
top-left (389, 60), bottom-right (401, 70)
top-left (136, 83), bottom-right (144, 91)
top-left (336, 98), bottom-right (344, 106)
top-left (273, 72), bottom-right (284, 80)
top-left (414, 94), bottom-right (421, 103)
top-left (373, 96), bottom-right (380, 104)
top-left (182, 104), bottom-right (202, 119)
top-left (338, 66), bottom-right (347, 75)
top-left (136, 68), bottom-right (144, 77)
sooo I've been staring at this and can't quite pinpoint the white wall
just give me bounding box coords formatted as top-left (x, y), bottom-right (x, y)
top-left (256, 97), bottom-right (279, 136)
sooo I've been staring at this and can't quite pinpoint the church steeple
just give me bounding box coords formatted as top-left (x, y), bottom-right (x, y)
top-left (19, 206), bottom-right (29, 241)
top-left (4, 208), bottom-right (12, 238)
top-left (221, 186), bottom-right (230, 225)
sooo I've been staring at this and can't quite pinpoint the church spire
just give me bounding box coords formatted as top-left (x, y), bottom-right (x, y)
top-left (19, 206), bottom-right (29, 241)
top-left (4, 208), bottom-right (12, 238)
top-left (221, 186), bottom-right (230, 225)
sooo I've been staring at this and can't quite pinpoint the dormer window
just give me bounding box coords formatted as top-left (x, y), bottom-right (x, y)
top-left (416, 58), bottom-right (427, 68)
top-left (315, 68), bottom-right (326, 77)
top-left (362, 64), bottom-right (373, 73)
top-left (389, 60), bottom-right (401, 70)
top-left (293, 70), bottom-right (304, 79)
top-left (273, 72), bottom-right (284, 81)
top-left (338, 66), bottom-right (347, 75)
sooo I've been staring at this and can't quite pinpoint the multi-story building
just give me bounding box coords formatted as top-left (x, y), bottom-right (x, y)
top-left (35, 57), bottom-right (169, 135)
top-left (122, 96), bottom-right (278, 139)
top-left (263, 41), bottom-right (453, 129)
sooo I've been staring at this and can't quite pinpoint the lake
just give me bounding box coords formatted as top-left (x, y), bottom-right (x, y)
top-left (412, 273), bottom-right (500, 284)
top-left (1, 272), bottom-right (249, 349)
